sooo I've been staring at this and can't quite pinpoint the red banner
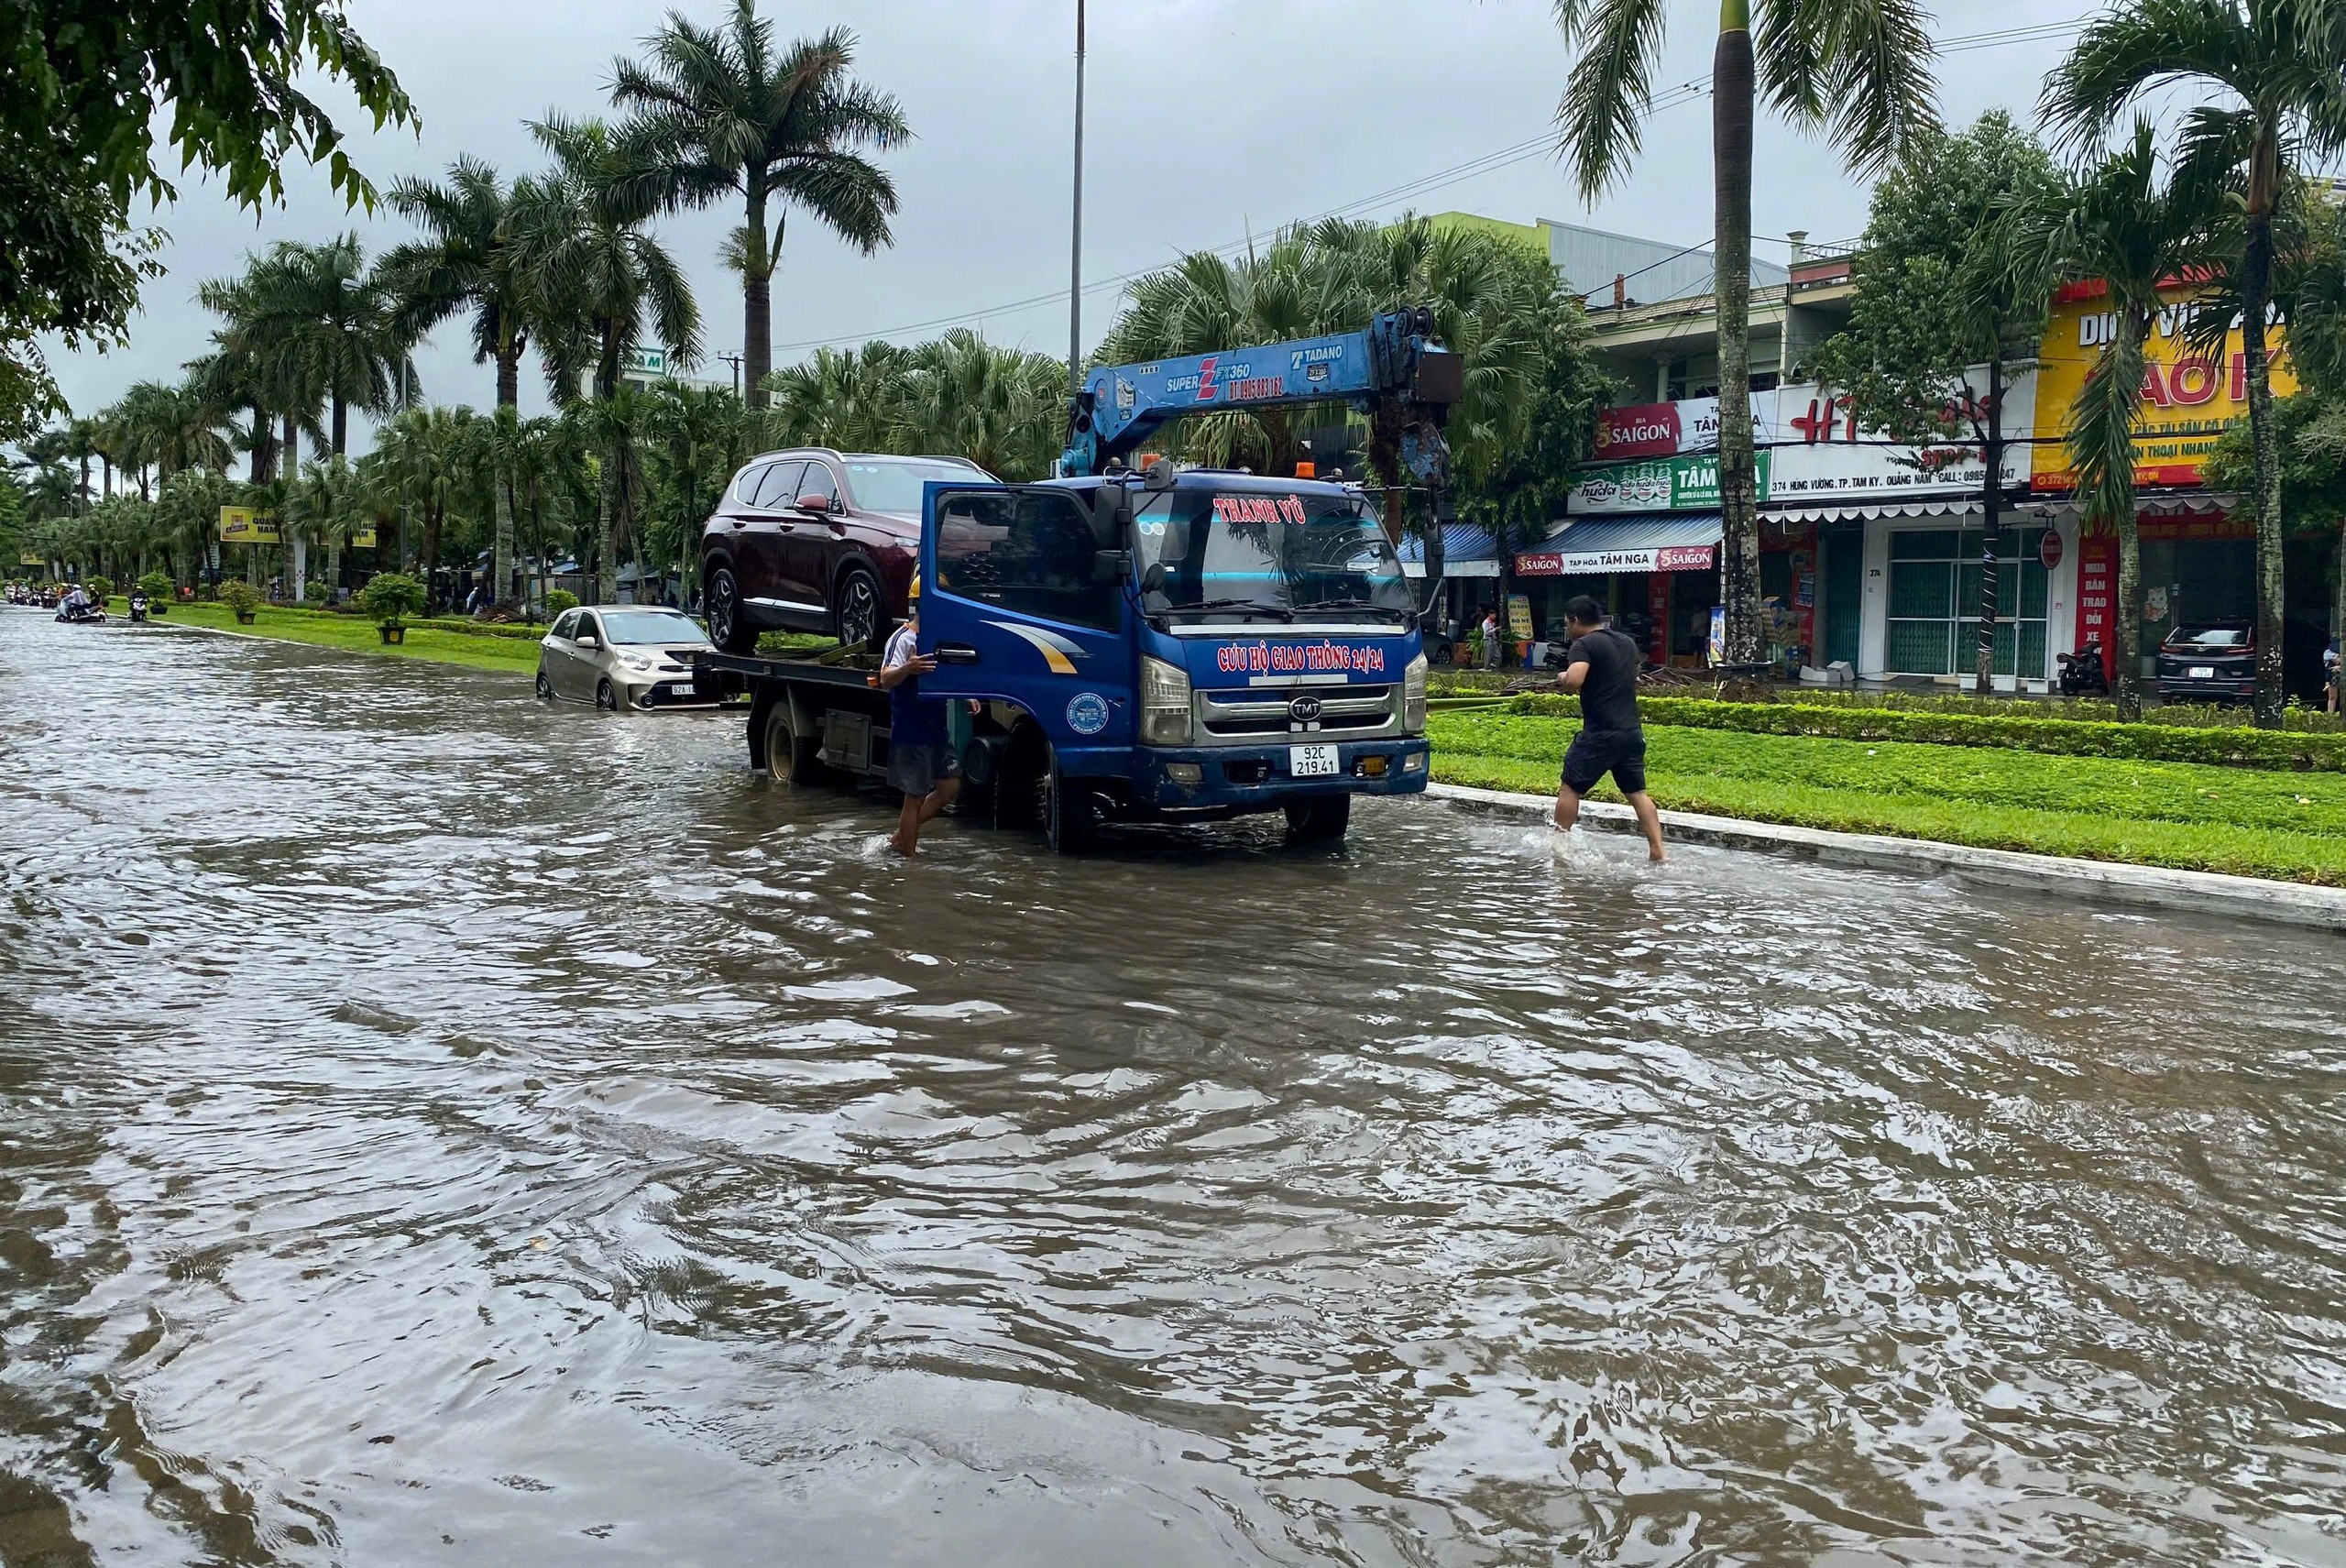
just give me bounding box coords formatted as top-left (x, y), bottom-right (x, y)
top-left (1592, 402), bottom-right (1683, 461)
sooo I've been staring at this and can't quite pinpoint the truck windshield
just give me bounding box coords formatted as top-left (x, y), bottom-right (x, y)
top-left (1134, 488), bottom-right (1411, 620)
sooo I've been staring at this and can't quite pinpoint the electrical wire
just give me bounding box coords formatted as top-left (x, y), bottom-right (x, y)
top-left (770, 16), bottom-right (2091, 355)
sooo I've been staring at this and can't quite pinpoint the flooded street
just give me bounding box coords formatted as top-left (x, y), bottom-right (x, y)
top-left (3, 609), bottom-right (2343, 1565)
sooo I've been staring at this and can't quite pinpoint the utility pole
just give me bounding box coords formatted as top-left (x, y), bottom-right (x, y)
top-left (718, 353), bottom-right (744, 400)
top-left (1069, 0), bottom-right (1087, 399)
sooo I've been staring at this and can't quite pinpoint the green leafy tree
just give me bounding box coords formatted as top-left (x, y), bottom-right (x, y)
top-left (1995, 122), bottom-right (2231, 719)
top-left (610, 2), bottom-right (907, 408)
top-left (1551, 0), bottom-right (1938, 666)
top-left (1, 0), bottom-right (413, 437)
top-left (1808, 111), bottom-right (2062, 694)
top-left (2045, 0), bottom-right (2346, 725)
top-left (370, 406), bottom-right (475, 604)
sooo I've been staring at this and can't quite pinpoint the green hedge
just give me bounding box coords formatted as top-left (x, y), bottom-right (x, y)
top-left (1508, 693), bottom-right (2346, 773)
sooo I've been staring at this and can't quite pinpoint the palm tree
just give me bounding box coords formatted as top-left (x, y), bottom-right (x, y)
top-left (2044, 0), bottom-right (2346, 727)
top-left (235, 236), bottom-right (415, 459)
top-left (903, 331), bottom-right (1070, 480)
top-left (370, 407), bottom-right (476, 604)
top-left (1990, 122), bottom-right (2231, 718)
top-left (765, 340), bottom-right (913, 452)
top-left (1552, 0), bottom-right (1937, 666)
top-left (511, 114), bottom-right (699, 604)
top-left (610, 2), bottom-right (908, 407)
top-left (380, 156), bottom-right (538, 604)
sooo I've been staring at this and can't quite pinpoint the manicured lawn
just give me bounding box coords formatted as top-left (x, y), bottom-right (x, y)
top-left (134, 599), bottom-right (545, 677)
top-left (1429, 708), bottom-right (2346, 886)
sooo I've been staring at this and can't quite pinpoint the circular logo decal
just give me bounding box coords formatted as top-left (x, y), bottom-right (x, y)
top-left (2039, 531), bottom-right (2064, 570)
top-left (1288, 695), bottom-right (1324, 722)
top-left (1066, 691), bottom-right (1112, 736)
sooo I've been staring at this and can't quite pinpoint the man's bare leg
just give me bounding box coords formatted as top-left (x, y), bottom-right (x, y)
top-left (915, 775), bottom-right (962, 828)
top-left (1552, 782), bottom-right (1582, 834)
top-left (893, 794), bottom-right (921, 856)
top-left (1627, 790), bottom-right (1666, 861)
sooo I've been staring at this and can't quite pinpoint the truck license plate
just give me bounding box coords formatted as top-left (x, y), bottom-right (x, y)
top-left (1289, 743), bottom-right (1341, 778)
top-left (2188, 664), bottom-right (2215, 678)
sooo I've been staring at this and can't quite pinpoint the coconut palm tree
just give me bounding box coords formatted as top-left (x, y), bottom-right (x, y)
top-left (1551, 0), bottom-right (1938, 665)
top-left (510, 114), bottom-right (699, 603)
top-left (610, 2), bottom-right (907, 408)
top-left (370, 406), bottom-right (476, 606)
top-left (765, 340), bottom-right (913, 453)
top-left (904, 331), bottom-right (1070, 480)
top-left (1989, 121), bottom-right (2232, 718)
top-left (235, 236), bottom-right (415, 459)
top-left (380, 157), bottom-right (540, 604)
top-left (2044, 0), bottom-right (2346, 726)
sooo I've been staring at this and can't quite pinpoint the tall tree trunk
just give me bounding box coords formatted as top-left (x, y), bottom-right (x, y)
top-left (282, 417), bottom-right (300, 482)
top-left (249, 405), bottom-right (269, 483)
top-left (100, 453), bottom-right (112, 497)
top-left (1974, 359), bottom-right (2004, 696)
top-left (745, 191), bottom-right (773, 410)
top-left (2243, 140), bottom-right (2286, 728)
top-left (77, 455), bottom-right (89, 511)
top-left (422, 504), bottom-right (444, 602)
top-left (291, 536), bottom-right (308, 600)
top-left (331, 394), bottom-right (348, 457)
top-left (597, 446), bottom-right (619, 605)
top-left (2115, 507), bottom-right (2143, 722)
top-left (326, 540), bottom-right (342, 601)
top-left (1713, 0), bottom-right (1761, 669)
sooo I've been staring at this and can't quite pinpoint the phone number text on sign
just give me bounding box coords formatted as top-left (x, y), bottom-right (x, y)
top-left (1214, 641), bottom-right (1389, 675)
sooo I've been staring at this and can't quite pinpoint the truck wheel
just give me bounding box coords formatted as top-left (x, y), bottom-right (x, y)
top-left (706, 565), bottom-right (758, 653)
top-left (1045, 767), bottom-right (1100, 854)
top-left (1284, 794), bottom-right (1351, 842)
top-left (833, 565), bottom-right (883, 650)
top-left (762, 702), bottom-right (822, 784)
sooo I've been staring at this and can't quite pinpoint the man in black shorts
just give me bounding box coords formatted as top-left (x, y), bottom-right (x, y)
top-left (1552, 595), bottom-right (1666, 861)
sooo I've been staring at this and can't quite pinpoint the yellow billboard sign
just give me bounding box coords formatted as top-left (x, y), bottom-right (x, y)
top-left (350, 527), bottom-right (378, 550)
top-left (219, 507), bottom-right (281, 544)
top-left (2032, 281), bottom-right (2296, 489)
top-left (19, 553), bottom-right (45, 567)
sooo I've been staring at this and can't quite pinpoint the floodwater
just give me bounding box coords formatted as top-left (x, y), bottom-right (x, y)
top-left (1, 610), bottom-right (2343, 1567)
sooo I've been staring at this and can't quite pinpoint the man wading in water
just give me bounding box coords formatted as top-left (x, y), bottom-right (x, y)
top-left (879, 576), bottom-right (960, 857)
top-left (1552, 594), bottom-right (1666, 862)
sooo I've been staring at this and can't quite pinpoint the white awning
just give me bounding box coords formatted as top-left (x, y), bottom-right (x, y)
top-left (1402, 560), bottom-right (1501, 578)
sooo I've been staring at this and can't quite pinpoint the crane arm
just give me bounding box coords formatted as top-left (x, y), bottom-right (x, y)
top-left (1061, 308), bottom-right (1464, 482)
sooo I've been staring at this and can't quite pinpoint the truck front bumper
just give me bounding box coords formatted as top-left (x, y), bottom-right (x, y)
top-left (1134, 738), bottom-right (1431, 813)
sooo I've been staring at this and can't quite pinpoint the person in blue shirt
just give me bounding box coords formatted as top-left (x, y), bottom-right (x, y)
top-left (879, 576), bottom-right (962, 857)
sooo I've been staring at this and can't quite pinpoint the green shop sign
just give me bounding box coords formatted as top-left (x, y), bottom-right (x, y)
top-left (1568, 450), bottom-right (1770, 514)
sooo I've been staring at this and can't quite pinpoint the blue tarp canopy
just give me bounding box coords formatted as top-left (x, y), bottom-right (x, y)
top-left (1398, 521), bottom-right (1500, 577)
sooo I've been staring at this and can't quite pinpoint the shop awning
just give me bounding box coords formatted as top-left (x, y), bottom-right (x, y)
top-left (1398, 521), bottom-right (1501, 578)
top-left (1516, 513), bottom-right (1722, 576)
top-left (1768, 499), bottom-right (1985, 524)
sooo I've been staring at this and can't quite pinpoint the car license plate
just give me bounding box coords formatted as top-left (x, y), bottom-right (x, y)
top-left (2189, 664), bottom-right (2215, 678)
top-left (1289, 743), bottom-right (1340, 778)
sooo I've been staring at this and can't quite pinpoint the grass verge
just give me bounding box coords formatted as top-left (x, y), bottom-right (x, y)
top-left (135, 599), bottom-right (543, 676)
top-left (1429, 708), bottom-right (2346, 886)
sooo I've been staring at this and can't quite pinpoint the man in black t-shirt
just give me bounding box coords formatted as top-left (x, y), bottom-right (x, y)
top-left (1552, 595), bottom-right (1666, 861)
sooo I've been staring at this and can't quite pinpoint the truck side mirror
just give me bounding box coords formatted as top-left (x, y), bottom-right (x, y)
top-left (1139, 561), bottom-right (1168, 597)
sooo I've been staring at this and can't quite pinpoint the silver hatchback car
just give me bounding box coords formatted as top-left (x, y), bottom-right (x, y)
top-left (536, 606), bottom-right (714, 711)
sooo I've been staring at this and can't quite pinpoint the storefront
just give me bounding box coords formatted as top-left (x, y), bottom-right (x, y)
top-left (1514, 514), bottom-right (1721, 663)
top-left (1397, 521), bottom-right (1501, 638)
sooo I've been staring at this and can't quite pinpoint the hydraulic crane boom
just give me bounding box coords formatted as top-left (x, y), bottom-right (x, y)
top-left (1061, 307), bottom-right (1465, 488)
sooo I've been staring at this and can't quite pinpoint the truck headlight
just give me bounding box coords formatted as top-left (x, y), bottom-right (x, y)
top-left (1403, 652), bottom-right (1428, 733)
top-left (1140, 654), bottom-right (1191, 746)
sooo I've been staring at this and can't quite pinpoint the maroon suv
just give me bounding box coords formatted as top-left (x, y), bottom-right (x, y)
top-left (700, 448), bottom-right (992, 652)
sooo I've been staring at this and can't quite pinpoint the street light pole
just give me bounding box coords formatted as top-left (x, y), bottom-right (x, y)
top-left (1069, 0), bottom-right (1086, 400)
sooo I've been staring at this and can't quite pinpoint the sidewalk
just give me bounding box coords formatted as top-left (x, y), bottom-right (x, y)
top-left (1427, 782), bottom-right (2346, 934)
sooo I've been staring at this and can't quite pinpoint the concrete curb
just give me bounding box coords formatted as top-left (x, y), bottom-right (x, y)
top-left (1425, 782), bottom-right (2346, 935)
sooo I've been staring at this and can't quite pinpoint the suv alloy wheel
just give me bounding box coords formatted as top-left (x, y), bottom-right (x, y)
top-left (706, 565), bottom-right (755, 653)
top-left (833, 565), bottom-right (882, 649)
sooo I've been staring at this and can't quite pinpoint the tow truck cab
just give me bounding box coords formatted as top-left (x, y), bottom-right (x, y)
top-left (915, 468), bottom-right (1430, 845)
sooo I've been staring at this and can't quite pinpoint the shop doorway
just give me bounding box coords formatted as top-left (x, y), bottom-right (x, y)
top-left (1822, 526), bottom-right (1862, 666)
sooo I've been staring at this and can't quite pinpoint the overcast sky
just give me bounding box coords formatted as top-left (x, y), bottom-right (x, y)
top-left (51, 0), bottom-right (2086, 446)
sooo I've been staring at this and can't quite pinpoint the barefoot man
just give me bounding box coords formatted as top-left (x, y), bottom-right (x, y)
top-left (880, 576), bottom-right (961, 857)
top-left (1553, 595), bottom-right (1666, 862)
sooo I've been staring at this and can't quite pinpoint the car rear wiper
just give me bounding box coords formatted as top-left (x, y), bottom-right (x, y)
top-left (1161, 598), bottom-right (1295, 622)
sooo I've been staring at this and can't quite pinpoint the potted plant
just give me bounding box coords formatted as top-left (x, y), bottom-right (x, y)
top-left (136, 571), bottom-right (173, 615)
top-left (360, 571), bottom-right (425, 644)
top-left (219, 579), bottom-right (261, 625)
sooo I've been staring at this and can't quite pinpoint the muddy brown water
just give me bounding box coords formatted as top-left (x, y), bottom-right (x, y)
top-left (2, 609), bottom-right (2343, 1565)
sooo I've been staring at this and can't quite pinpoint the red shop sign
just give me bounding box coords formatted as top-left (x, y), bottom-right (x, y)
top-left (2039, 531), bottom-right (2064, 570)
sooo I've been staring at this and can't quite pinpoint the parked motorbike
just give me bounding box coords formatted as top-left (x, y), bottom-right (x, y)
top-left (2056, 639), bottom-right (2110, 697)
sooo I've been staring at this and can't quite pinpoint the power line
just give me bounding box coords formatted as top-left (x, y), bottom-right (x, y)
top-left (771, 16), bottom-right (2089, 355)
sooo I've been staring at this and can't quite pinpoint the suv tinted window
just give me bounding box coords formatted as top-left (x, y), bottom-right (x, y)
top-left (747, 461), bottom-right (804, 509)
top-left (795, 463), bottom-right (839, 506)
top-left (934, 489), bottom-right (1119, 631)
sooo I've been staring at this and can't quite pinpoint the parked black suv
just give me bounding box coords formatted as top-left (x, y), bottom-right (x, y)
top-left (700, 448), bottom-right (991, 652)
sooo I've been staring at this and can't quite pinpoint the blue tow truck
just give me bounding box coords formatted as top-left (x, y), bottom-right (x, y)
top-left (696, 309), bottom-right (1464, 851)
